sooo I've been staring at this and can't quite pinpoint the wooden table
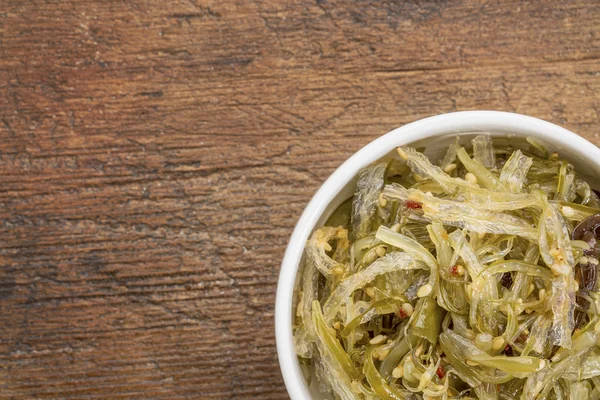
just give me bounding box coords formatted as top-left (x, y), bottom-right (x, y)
top-left (0, 0), bottom-right (599, 398)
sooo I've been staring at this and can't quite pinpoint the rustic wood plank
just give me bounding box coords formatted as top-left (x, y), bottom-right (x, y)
top-left (0, 0), bottom-right (599, 398)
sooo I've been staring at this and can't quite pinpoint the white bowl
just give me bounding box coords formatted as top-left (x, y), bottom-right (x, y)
top-left (275, 110), bottom-right (600, 400)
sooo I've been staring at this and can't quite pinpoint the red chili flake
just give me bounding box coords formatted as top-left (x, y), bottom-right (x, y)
top-left (397, 309), bottom-right (407, 318)
top-left (405, 200), bottom-right (422, 209)
top-left (436, 365), bottom-right (445, 379)
top-left (450, 265), bottom-right (459, 276)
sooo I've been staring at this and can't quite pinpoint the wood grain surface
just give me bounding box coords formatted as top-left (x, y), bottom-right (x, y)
top-left (1, 0), bottom-right (600, 398)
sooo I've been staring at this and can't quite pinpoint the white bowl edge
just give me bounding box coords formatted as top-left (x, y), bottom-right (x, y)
top-left (275, 110), bottom-right (600, 400)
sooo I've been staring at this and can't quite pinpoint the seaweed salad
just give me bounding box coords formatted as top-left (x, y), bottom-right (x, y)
top-left (293, 135), bottom-right (600, 400)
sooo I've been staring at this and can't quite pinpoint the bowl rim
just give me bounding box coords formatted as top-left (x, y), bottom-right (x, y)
top-left (275, 110), bottom-right (600, 400)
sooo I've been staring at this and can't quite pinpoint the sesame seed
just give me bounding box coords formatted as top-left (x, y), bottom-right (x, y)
top-left (539, 289), bottom-right (546, 299)
top-left (561, 206), bottom-right (575, 218)
top-left (378, 193), bottom-right (388, 208)
top-left (392, 364), bottom-right (404, 379)
top-left (323, 242), bottom-right (332, 252)
top-left (378, 348), bottom-right (391, 360)
top-left (528, 283), bottom-right (535, 296)
top-left (465, 173), bottom-right (478, 184)
top-left (580, 256), bottom-right (590, 265)
top-left (466, 360), bottom-right (479, 366)
top-left (401, 302), bottom-right (414, 317)
top-left (333, 266), bottom-right (345, 275)
top-left (333, 321), bottom-right (341, 330)
top-left (538, 359), bottom-right (546, 370)
top-left (375, 246), bottom-right (387, 257)
top-left (370, 335), bottom-right (387, 345)
top-left (492, 337), bottom-right (505, 350)
top-left (417, 284), bottom-right (432, 298)
top-left (443, 163), bottom-right (457, 173)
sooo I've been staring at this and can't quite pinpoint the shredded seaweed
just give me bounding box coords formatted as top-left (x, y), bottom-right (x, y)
top-left (293, 136), bottom-right (600, 399)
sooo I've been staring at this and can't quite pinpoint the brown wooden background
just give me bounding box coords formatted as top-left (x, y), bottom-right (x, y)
top-left (0, 0), bottom-right (599, 398)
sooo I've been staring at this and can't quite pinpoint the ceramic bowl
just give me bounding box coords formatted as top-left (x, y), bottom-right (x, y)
top-left (275, 111), bottom-right (600, 400)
